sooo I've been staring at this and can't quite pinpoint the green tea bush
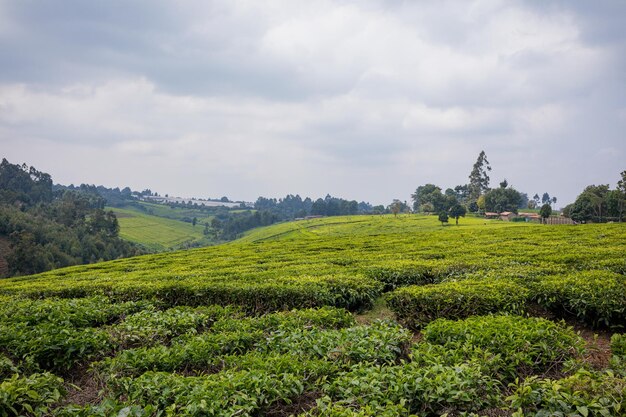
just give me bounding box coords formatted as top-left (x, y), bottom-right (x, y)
top-left (298, 400), bottom-right (415, 416)
top-left (507, 369), bottom-right (626, 416)
top-left (54, 401), bottom-right (155, 417)
top-left (262, 320), bottom-right (412, 366)
top-left (99, 308), bottom-right (357, 377)
top-left (109, 369), bottom-right (306, 416)
top-left (100, 330), bottom-right (261, 376)
top-left (613, 334), bottom-right (626, 357)
top-left (423, 315), bottom-right (585, 380)
top-left (364, 260), bottom-right (472, 291)
top-left (210, 306), bottom-right (355, 333)
top-left (531, 271), bottom-right (626, 328)
top-left (0, 323), bottom-right (111, 372)
top-left (0, 296), bottom-right (150, 328)
top-left (0, 356), bottom-right (18, 381)
top-left (101, 320), bottom-right (409, 377)
top-left (386, 280), bottom-right (528, 328)
top-left (324, 362), bottom-right (501, 416)
top-left (109, 305), bottom-right (240, 348)
top-left (0, 372), bottom-right (65, 417)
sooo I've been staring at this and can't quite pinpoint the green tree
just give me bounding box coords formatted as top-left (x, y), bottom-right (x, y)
top-left (192, 217), bottom-right (197, 227)
top-left (438, 211), bottom-right (449, 226)
top-left (540, 203), bottom-right (552, 224)
top-left (468, 151), bottom-right (491, 205)
top-left (448, 203), bottom-right (466, 225)
top-left (411, 184), bottom-right (441, 212)
top-left (484, 186), bottom-right (523, 214)
top-left (390, 200), bottom-right (402, 217)
top-left (617, 170), bottom-right (626, 222)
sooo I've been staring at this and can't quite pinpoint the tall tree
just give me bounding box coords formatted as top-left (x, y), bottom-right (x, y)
top-left (448, 203), bottom-right (466, 225)
top-left (540, 203), bottom-right (552, 224)
top-left (411, 184), bottom-right (441, 212)
top-left (389, 200), bottom-right (402, 217)
top-left (484, 186), bottom-right (523, 214)
top-left (468, 151), bottom-right (491, 207)
top-left (617, 170), bottom-right (626, 222)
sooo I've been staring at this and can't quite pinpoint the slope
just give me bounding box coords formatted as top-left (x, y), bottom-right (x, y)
top-left (110, 207), bottom-right (212, 251)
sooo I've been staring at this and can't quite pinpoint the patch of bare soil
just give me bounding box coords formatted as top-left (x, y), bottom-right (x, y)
top-left (478, 409), bottom-right (514, 417)
top-left (573, 324), bottom-right (613, 370)
top-left (526, 302), bottom-right (614, 370)
top-left (264, 391), bottom-right (321, 417)
top-left (61, 365), bottom-right (105, 407)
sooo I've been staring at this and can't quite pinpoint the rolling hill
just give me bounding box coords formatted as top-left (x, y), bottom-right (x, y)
top-left (110, 205), bottom-right (214, 251)
top-left (1, 215), bottom-right (625, 415)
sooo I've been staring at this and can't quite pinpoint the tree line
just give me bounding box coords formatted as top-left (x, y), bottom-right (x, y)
top-left (0, 159), bottom-right (142, 277)
top-left (408, 151), bottom-right (564, 225)
top-left (563, 173), bottom-right (626, 223)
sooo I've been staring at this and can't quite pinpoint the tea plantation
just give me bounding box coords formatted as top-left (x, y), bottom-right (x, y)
top-left (1, 215), bottom-right (625, 416)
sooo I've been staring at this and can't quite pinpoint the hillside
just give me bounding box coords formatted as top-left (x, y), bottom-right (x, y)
top-left (1, 215), bottom-right (625, 415)
top-left (110, 206), bottom-right (213, 251)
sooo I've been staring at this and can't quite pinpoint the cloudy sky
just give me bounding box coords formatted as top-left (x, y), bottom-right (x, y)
top-left (1, 0), bottom-right (624, 206)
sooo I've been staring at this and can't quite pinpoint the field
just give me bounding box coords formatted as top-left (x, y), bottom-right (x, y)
top-left (123, 202), bottom-right (216, 224)
top-left (1, 215), bottom-right (625, 416)
top-left (110, 206), bottom-right (213, 251)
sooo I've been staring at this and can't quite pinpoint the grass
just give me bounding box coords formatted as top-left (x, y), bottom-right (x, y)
top-left (110, 207), bottom-right (212, 251)
top-left (123, 201), bottom-right (216, 223)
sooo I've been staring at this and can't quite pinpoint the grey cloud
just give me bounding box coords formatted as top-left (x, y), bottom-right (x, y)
top-left (1, 0), bottom-right (625, 206)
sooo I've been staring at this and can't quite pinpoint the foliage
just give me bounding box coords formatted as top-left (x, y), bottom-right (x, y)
top-left (323, 361), bottom-right (501, 415)
top-left (530, 271), bottom-right (626, 328)
top-left (0, 215), bottom-right (625, 414)
top-left (612, 334), bottom-right (626, 357)
top-left (0, 372), bottom-right (65, 417)
top-left (448, 203), bottom-right (466, 225)
top-left (567, 182), bottom-right (626, 222)
top-left (484, 186), bottom-right (524, 214)
top-left (0, 296), bottom-right (149, 371)
top-left (298, 401), bottom-right (415, 416)
top-left (507, 369), bottom-right (626, 417)
top-left (386, 279), bottom-right (528, 328)
top-left (423, 315), bottom-right (585, 380)
top-left (468, 150), bottom-right (492, 203)
top-left (539, 203), bottom-right (552, 220)
top-left (111, 206), bottom-right (213, 251)
top-left (0, 159), bottom-right (141, 277)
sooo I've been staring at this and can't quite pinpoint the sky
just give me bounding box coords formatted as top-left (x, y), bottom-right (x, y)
top-left (1, 0), bottom-right (625, 207)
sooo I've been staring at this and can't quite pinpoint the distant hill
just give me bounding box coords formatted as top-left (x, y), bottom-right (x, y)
top-left (110, 205), bottom-right (214, 251)
top-left (0, 158), bottom-right (141, 277)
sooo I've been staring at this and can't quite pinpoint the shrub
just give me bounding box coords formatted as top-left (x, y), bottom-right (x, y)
top-left (108, 305), bottom-right (240, 348)
top-left (423, 315), bottom-right (585, 380)
top-left (612, 334), bottom-right (626, 357)
top-left (531, 271), bottom-right (626, 328)
top-left (507, 369), bottom-right (626, 416)
top-left (386, 279), bottom-right (528, 328)
top-left (324, 362), bottom-right (501, 415)
top-left (0, 372), bottom-right (65, 417)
